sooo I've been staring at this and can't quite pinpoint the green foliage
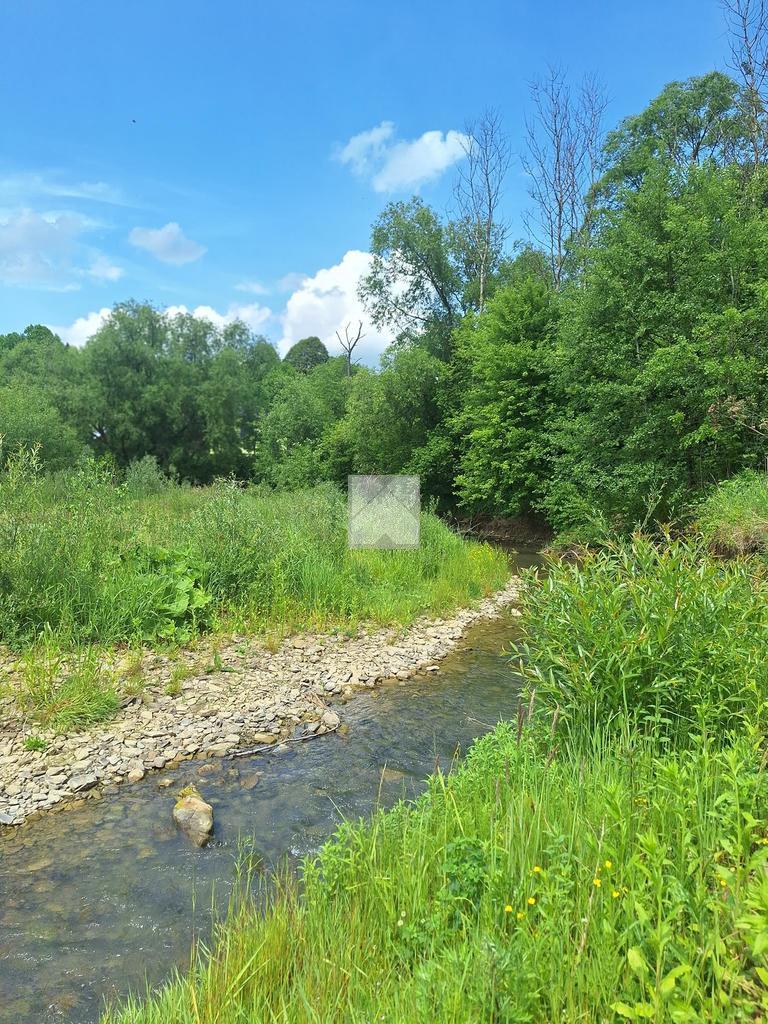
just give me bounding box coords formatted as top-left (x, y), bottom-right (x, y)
top-left (543, 163), bottom-right (768, 530)
top-left (0, 384), bottom-right (84, 470)
top-left (512, 535), bottom-right (768, 743)
top-left (597, 71), bottom-right (745, 198)
top-left (453, 273), bottom-right (559, 516)
top-left (283, 336), bottom-right (329, 372)
top-left (696, 470), bottom-right (768, 555)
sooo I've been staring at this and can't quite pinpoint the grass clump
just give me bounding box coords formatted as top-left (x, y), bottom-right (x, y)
top-left (18, 639), bottom-right (119, 732)
top-left (696, 470), bottom-right (768, 556)
top-left (512, 534), bottom-right (768, 744)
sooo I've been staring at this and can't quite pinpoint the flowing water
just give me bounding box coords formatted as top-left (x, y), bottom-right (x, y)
top-left (0, 557), bottom-right (536, 1024)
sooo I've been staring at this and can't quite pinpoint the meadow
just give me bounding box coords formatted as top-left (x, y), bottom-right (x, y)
top-left (0, 450), bottom-right (509, 731)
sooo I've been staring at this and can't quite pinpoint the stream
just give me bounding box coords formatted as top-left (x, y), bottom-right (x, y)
top-left (0, 555), bottom-right (535, 1024)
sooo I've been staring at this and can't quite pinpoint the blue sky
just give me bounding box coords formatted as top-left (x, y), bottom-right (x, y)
top-left (0, 0), bottom-right (728, 363)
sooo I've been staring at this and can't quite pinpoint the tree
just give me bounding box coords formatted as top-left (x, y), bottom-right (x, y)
top-left (523, 67), bottom-right (607, 286)
top-left (452, 273), bottom-right (559, 516)
top-left (257, 357), bottom-right (351, 487)
top-left (544, 163), bottom-right (768, 529)
top-left (335, 322), bottom-right (365, 376)
top-left (283, 336), bottom-right (329, 373)
top-left (597, 72), bottom-right (743, 198)
top-left (454, 109), bottom-right (511, 311)
top-left (0, 384), bottom-right (84, 470)
top-left (360, 198), bottom-right (465, 359)
top-left (723, 0), bottom-right (768, 166)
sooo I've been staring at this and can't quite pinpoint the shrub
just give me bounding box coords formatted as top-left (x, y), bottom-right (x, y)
top-left (511, 534), bottom-right (768, 743)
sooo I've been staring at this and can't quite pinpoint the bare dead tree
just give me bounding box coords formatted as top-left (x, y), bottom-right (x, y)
top-left (722, 0), bottom-right (768, 166)
top-left (336, 321), bottom-right (365, 376)
top-left (522, 66), bottom-right (607, 288)
top-left (454, 109), bottom-right (511, 311)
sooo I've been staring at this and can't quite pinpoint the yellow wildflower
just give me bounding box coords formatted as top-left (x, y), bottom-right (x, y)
top-left (504, 905), bottom-right (513, 913)
top-left (604, 860), bottom-right (613, 870)
top-left (527, 896), bottom-right (536, 906)
top-left (612, 890), bottom-right (620, 899)
top-left (516, 911), bottom-right (525, 920)
top-left (593, 878), bottom-right (602, 888)
top-left (533, 865), bottom-right (542, 874)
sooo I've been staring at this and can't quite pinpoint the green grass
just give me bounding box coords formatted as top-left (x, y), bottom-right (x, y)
top-left (0, 452), bottom-right (508, 729)
top-left (511, 534), bottom-right (768, 744)
top-left (696, 470), bottom-right (768, 556)
top-left (0, 458), bottom-right (508, 651)
top-left (101, 531), bottom-right (768, 1023)
top-left (104, 723), bottom-right (768, 1023)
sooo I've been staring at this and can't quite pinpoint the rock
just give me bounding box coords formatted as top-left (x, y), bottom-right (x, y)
top-left (321, 710), bottom-right (340, 730)
top-left (249, 732), bottom-right (277, 745)
top-left (127, 768), bottom-right (145, 782)
top-left (69, 774), bottom-right (98, 793)
top-left (156, 777), bottom-right (175, 789)
top-left (172, 785), bottom-right (214, 847)
top-left (239, 772), bottom-right (261, 790)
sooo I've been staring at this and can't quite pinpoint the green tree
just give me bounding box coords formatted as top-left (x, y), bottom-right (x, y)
top-left (546, 162), bottom-right (768, 529)
top-left (283, 336), bottom-right (329, 373)
top-left (596, 72), bottom-right (745, 199)
top-left (452, 274), bottom-right (559, 516)
top-left (0, 384), bottom-right (84, 470)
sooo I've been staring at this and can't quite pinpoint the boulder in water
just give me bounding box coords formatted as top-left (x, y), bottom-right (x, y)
top-left (172, 785), bottom-right (213, 847)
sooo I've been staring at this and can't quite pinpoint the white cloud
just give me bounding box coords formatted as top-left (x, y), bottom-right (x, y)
top-left (279, 249), bottom-right (394, 363)
top-left (337, 121), bottom-right (468, 193)
top-left (163, 302), bottom-right (273, 332)
top-left (235, 279), bottom-right (270, 296)
top-left (0, 173), bottom-right (128, 206)
top-left (86, 253), bottom-right (124, 282)
top-left (0, 208), bottom-right (86, 289)
top-left (50, 300), bottom-right (274, 349)
top-left (276, 271), bottom-right (308, 293)
top-left (50, 307), bottom-right (112, 347)
top-left (337, 121), bottom-right (396, 177)
top-left (129, 222), bottom-right (206, 265)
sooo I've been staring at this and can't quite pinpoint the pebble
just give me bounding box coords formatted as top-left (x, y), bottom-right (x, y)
top-left (0, 578), bottom-right (521, 827)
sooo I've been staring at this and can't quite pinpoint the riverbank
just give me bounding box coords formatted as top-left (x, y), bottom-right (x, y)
top-left (0, 578), bottom-right (521, 828)
top-left (102, 533), bottom-right (768, 1024)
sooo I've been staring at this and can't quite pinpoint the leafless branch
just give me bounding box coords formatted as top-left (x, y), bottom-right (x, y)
top-left (723, 0), bottom-right (768, 165)
top-left (455, 108), bottom-right (511, 310)
top-left (522, 66), bottom-right (607, 288)
top-left (336, 321), bottom-right (366, 376)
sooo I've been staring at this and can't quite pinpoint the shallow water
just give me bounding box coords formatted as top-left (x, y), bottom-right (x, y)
top-left (0, 560), bottom-right (535, 1024)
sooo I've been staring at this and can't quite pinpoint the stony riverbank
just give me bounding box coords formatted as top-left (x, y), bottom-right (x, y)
top-left (0, 579), bottom-right (521, 828)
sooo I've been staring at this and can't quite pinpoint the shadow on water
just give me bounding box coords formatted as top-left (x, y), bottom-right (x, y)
top-left (0, 549), bottom-right (539, 1023)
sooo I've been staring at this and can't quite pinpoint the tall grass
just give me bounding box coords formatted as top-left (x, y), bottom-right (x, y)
top-left (104, 723), bottom-right (768, 1023)
top-left (512, 534), bottom-right (768, 744)
top-left (0, 453), bottom-right (509, 651)
top-left (696, 470), bottom-right (768, 556)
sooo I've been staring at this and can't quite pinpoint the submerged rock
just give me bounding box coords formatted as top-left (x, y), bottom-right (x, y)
top-left (172, 785), bottom-right (213, 847)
